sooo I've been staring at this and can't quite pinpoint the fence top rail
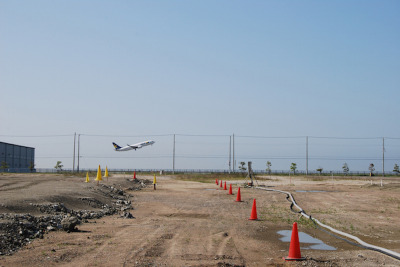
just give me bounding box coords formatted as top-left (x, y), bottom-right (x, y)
top-left (23, 168), bottom-right (397, 176)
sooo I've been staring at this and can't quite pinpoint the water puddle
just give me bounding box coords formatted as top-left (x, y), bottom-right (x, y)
top-left (277, 230), bottom-right (336, 250)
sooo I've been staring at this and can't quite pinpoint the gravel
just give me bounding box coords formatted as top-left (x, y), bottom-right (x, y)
top-left (0, 181), bottom-right (145, 255)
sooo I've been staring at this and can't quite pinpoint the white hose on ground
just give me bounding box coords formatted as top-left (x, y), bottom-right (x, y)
top-left (255, 187), bottom-right (400, 261)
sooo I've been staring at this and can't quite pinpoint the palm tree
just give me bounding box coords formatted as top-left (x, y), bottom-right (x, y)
top-left (368, 163), bottom-right (375, 176)
top-left (342, 163), bottom-right (349, 175)
top-left (393, 164), bottom-right (399, 175)
top-left (266, 161), bottom-right (272, 174)
top-left (55, 161), bottom-right (63, 172)
top-left (290, 163), bottom-right (297, 174)
top-left (238, 162), bottom-right (247, 172)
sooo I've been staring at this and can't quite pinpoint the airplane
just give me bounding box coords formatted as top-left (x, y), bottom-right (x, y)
top-left (112, 140), bottom-right (155, 151)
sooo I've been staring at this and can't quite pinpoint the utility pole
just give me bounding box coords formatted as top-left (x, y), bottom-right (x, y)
top-left (172, 134), bottom-right (175, 174)
top-left (306, 136), bottom-right (308, 176)
top-left (247, 161), bottom-right (254, 186)
top-left (232, 134), bottom-right (235, 172)
top-left (73, 133), bottom-right (76, 173)
top-left (382, 137), bottom-right (385, 177)
top-left (77, 134), bottom-right (80, 173)
top-left (229, 135), bottom-right (231, 173)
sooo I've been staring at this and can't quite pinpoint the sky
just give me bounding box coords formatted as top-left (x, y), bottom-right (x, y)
top-left (1, 1), bottom-right (399, 172)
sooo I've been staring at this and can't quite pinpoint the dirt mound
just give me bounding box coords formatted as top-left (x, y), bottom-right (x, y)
top-left (0, 177), bottom-right (149, 256)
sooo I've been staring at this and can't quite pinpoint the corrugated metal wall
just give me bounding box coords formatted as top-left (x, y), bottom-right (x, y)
top-left (0, 142), bottom-right (35, 171)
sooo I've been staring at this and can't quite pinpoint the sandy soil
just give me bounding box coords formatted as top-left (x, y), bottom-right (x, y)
top-left (0, 173), bottom-right (399, 266)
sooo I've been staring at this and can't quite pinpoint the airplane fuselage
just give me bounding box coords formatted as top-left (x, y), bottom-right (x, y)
top-left (113, 140), bottom-right (155, 151)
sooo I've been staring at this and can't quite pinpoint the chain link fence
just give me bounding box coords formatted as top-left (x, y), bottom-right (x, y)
top-left (1, 134), bottom-right (399, 174)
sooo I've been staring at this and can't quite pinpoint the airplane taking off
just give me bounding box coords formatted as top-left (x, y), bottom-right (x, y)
top-left (112, 140), bottom-right (155, 151)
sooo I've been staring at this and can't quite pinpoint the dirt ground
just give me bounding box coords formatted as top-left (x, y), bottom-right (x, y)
top-left (0, 173), bottom-right (399, 266)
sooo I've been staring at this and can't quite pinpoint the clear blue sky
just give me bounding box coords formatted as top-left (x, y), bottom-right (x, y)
top-left (1, 1), bottom-right (399, 172)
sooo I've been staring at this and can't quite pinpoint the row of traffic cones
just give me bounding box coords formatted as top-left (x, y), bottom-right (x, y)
top-left (85, 165), bottom-right (109, 184)
top-left (215, 178), bottom-right (304, 261)
top-left (216, 179), bottom-right (242, 202)
top-left (87, 170), bottom-right (136, 181)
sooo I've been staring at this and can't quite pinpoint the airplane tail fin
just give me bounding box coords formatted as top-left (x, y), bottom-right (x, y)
top-left (112, 142), bottom-right (121, 150)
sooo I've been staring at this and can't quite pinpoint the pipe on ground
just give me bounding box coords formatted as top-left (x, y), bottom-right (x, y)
top-left (255, 187), bottom-right (400, 261)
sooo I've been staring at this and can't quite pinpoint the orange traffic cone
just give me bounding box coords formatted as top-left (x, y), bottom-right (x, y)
top-left (223, 181), bottom-right (227, 190)
top-left (133, 171), bottom-right (136, 180)
top-left (284, 222), bottom-right (305, 261)
top-left (215, 178), bottom-right (218, 185)
top-left (220, 180), bottom-right (223, 188)
top-left (228, 184), bottom-right (233, 195)
top-left (249, 199), bottom-right (258, 220)
top-left (235, 187), bottom-right (242, 202)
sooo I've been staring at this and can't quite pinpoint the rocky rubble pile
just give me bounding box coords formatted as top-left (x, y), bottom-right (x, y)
top-left (0, 182), bottom-right (138, 256)
top-left (0, 213), bottom-right (62, 255)
top-left (126, 178), bottom-right (152, 191)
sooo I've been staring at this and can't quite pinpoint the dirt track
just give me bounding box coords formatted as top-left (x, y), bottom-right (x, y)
top-left (0, 173), bottom-right (399, 266)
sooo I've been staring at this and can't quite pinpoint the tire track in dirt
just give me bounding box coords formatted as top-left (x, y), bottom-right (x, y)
top-left (120, 183), bottom-right (246, 266)
top-left (0, 180), bottom-right (47, 191)
top-left (216, 231), bottom-right (232, 256)
top-left (121, 223), bottom-right (173, 266)
top-left (214, 231), bottom-right (245, 266)
top-left (149, 212), bottom-right (246, 266)
top-left (159, 226), bottom-right (225, 265)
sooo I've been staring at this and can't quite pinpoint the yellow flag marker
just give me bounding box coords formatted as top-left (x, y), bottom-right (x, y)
top-left (153, 174), bottom-right (157, 190)
top-left (85, 172), bottom-right (90, 183)
top-left (104, 166), bottom-right (109, 181)
top-left (95, 165), bottom-right (102, 185)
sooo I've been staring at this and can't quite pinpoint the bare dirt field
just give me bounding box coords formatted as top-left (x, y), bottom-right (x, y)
top-left (0, 173), bottom-right (399, 266)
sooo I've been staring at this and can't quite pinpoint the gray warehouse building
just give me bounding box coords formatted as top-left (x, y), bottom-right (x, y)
top-left (0, 142), bottom-right (35, 172)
